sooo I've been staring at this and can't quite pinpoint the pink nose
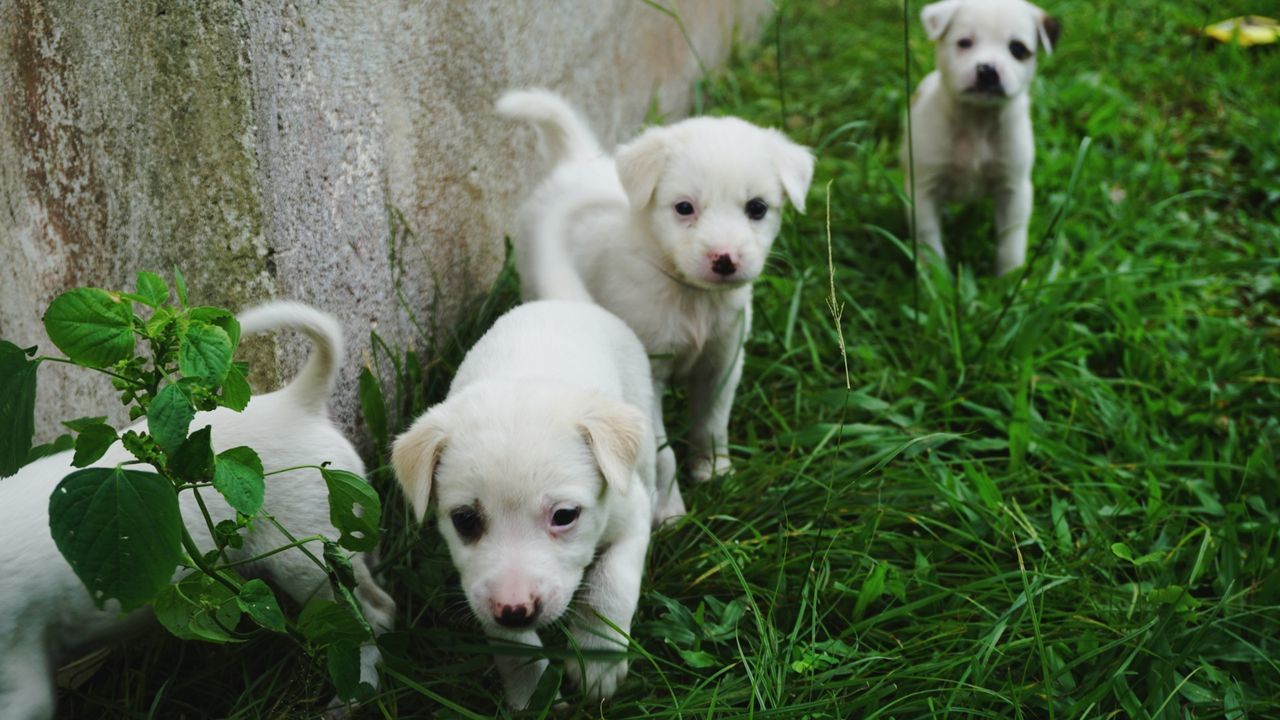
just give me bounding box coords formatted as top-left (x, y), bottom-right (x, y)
top-left (490, 598), bottom-right (542, 628)
top-left (710, 253), bottom-right (737, 276)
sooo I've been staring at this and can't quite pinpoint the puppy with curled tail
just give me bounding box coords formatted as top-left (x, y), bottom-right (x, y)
top-left (902, 0), bottom-right (1061, 276)
top-left (0, 301), bottom-right (394, 720)
top-left (392, 300), bottom-right (657, 707)
top-left (499, 89), bottom-right (814, 502)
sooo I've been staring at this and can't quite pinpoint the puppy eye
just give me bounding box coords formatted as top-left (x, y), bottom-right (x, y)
top-left (745, 198), bottom-right (768, 221)
top-left (1009, 40), bottom-right (1031, 60)
top-left (674, 200), bottom-right (696, 217)
top-left (450, 507), bottom-right (484, 541)
top-left (957, 38), bottom-right (973, 49)
top-left (551, 507), bottom-right (580, 528)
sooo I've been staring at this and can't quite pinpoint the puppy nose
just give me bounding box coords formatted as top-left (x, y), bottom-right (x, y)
top-left (711, 254), bottom-right (737, 276)
top-left (976, 64), bottom-right (999, 87)
top-left (493, 599), bottom-right (541, 628)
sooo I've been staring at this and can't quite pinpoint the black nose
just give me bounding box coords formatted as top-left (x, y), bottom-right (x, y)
top-left (976, 64), bottom-right (1000, 88)
top-left (495, 601), bottom-right (541, 628)
top-left (711, 254), bottom-right (737, 276)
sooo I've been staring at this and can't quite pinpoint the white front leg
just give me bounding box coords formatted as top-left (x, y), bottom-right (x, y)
top-left (565, 524), bottom-right (648, 701)
top-left (907, 178), bottom-right (946, 264)
top-left (649, 375), bottom-right (680, 517)
top-left (687, 308), bottom-right (747, 483)
top-left (995, 177), bottom-right (1033, 275)
top-left (488, 628), bottom-right (548, 708)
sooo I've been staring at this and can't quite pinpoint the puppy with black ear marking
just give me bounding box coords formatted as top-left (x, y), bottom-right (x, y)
top-left (392, 300), bottom-right (657, 708)
top-left (497, 89), bottom-right (814, 498)
top-left (902, 0), bottom-right (1061, 275)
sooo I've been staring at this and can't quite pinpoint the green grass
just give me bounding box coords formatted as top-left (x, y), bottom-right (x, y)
top-left (58, 1), bottom-right (1280, 717)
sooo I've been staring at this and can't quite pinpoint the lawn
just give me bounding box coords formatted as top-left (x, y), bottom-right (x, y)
top-left (58, 1), bottom-right (1279, 718)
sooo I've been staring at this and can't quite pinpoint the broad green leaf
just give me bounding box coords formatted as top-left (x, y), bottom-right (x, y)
top-left (677, 648), bottom-right (718, 669)
top-left (170, 426), bottom-right (214, 481)
top-left (220, 362), bottom-right (251, 412)
top-left (0, 341), bottom-right (40, 477)
top-left (135, 272), bottom-right (169, 307)
top-left (321, 469), bottom-right (381, 552)
top-left (298, 598), bottom-right (369, 645)
top-left (189, 307), bottom-right (241, 350)
top-left (62, 416), bottom-right (109, 433)
top-left (179, 322), bottom-right (232, 384)
top-left (1110, 542), bottom-right (1134, 561)
top-left (154, 572), bottom-right (241, 643)
top-left (27, 434), bottom-right (74, 464)
top-left (237, 579), bottom-right (286, 632)
top-left (358, 366), bottom-right (388, 451)
top-left (148, 384), bottom-right (194, 455)
top-left (212, 446), bottom-right (265, 516)
top-left (49, 467), bottom-right (184, 611)
top-left (173, 266), bottom-right (189, 307)
top-left (327, 641), bottom-right (367, 702)
top-left (71, 423), bottom-right (118, 468)
top-left (42, 288), bottom-right (135, 369)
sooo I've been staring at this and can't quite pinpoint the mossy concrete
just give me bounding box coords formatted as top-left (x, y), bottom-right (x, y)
top-left (0, 0), bottom-right (770, 444)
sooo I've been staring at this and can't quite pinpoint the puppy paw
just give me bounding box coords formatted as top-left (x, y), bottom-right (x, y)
top-left (565, 657), bottom-right (629, 702)
top-left (690, 454), bottom-right (733, 483)
top-left (653, 487), bottom-right (687, 526)
top-left (656, 446), bottom-right (677, 488)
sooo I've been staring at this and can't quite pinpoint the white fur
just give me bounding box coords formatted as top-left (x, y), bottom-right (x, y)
top-left (903, 0), bottom-right (1059, 275)
top-left (391, 301), bottom-right (657, 707)
top-left (498, 88), bottom-right (814, 490)
top-left (0, 301), bottom-right (395, 720)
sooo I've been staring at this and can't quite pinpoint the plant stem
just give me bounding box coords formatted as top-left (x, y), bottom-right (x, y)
top-left (216, 534), bottom-right (328, 571)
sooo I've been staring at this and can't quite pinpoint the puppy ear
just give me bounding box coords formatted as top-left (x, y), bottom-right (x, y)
top-left (769, 131), bottom-right (815, 213)
top-left (615, 127), bottom-right (668, 209)
top-left (391, 407), bottom-right (450, 523)
top-left (1033, 8), bottom-right (1061, 55)
top-left (577, 397), bottom-right (649, 497)
top-left (921, 0), bottom-right (963, 41)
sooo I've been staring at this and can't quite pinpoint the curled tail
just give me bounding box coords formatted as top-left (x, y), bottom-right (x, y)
top-left (497, 88), bottom-right (603, 164)
top-left (516, 189), bottom-right (621, 304)
top-left (236, 301), bottom-right (342, 413)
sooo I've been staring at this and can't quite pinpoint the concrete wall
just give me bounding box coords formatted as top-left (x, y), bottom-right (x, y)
top-left (0, 0), bottom-right (770, 444)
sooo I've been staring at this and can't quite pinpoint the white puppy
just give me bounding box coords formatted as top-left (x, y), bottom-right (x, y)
top-left (0, 302), bottom-right (395, 720)
top-left (902, 0), bottom-right (1061, 275)
top-left (391, 300), bottom-right (655, 708)
top-left (497, 89), bottom-right (814, 496)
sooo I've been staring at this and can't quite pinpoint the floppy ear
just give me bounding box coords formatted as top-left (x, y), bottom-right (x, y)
top-left (921, 0), bottom-right (963, 41)
top-left (391, 407), bottom-right (451, 523)
top-left (1032, 5), bottom-right (1061, 55)
top-left (577, 397), bottom-right (649, 497)
top-left (615, 127), bottom-right (668, 210)
top-left (769, 131), bottom-right (815, 213)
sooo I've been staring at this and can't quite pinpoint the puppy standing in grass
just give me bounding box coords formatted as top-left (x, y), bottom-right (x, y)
top-left (902, 0), bottom-right (1061, 275)
top-left (498, 89), bottom-right (813, 498)
top-left (392, 301), bottom-right (657, 707)
top-left (0, 302), bottom-right (395, 720)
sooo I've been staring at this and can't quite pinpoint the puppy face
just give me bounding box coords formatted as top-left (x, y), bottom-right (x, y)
top-left (392, 383), bottom-right (646, 633)
top-left (615, 117), bottom-right (813, 290)
top-left (923, 0), bottom-right (1060, 105)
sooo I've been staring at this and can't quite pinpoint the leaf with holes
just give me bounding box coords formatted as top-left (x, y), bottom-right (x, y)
top-left (212, 446), bottom-right (264, 516)
top-left (42, 288), bottom-right (136, 369)
top-left (0, 341), bottom-right (40, 477)
top-left (321, 468), bottom-right (381, 552)
top-left (49, 467), bottom-right (184, 611)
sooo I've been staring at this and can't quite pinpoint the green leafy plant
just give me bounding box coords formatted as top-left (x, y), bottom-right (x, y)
top-left (0, 270), bottom-right (381, 703)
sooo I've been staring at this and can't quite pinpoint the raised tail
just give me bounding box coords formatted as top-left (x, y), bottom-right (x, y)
top-left (497, 88), bottom-right (603, 164)
top-left (236, 301), bottom-right (343, 413)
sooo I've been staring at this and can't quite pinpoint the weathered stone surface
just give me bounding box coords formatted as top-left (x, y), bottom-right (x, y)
top-left (0, 0), bottom-right (770, 446)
